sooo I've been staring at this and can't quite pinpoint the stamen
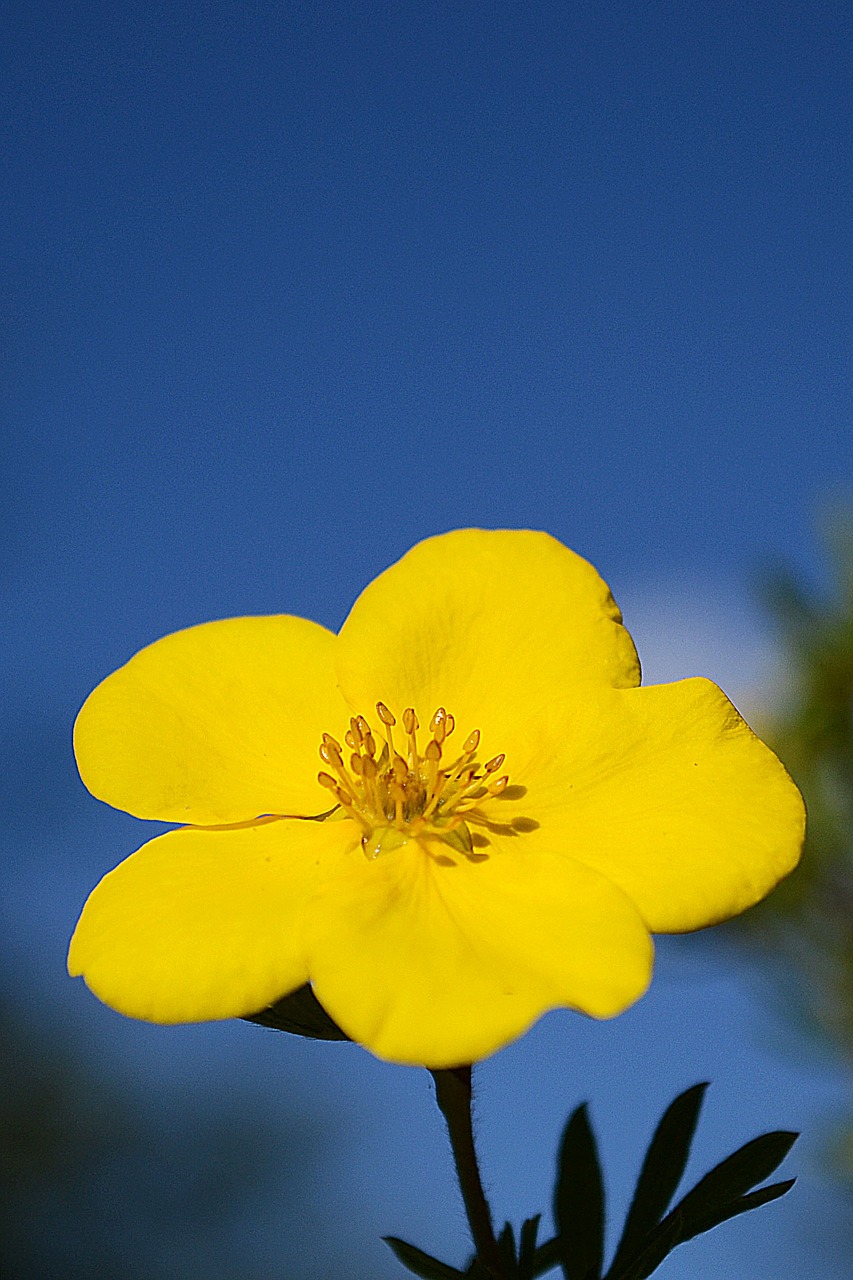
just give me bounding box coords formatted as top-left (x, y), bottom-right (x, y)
top-left (319, 739), bottom-right (358, 795)
top-left (437, 764), bottom-right (476, 806)
top-left (376, 701), bottom-right (396, 755)
top-left (422, 772), bottom-right (448, 819)
top-left (430, 706), bottom-right (448, 745)
top-left (403, 707), bottom-right (420, 770)
top-left (319, 741), bottom-right (343, 768)
top-left (361, 754), bottom-right (378, 778)
top-left (392, 754), bottom-right (408, 785)
top-left (451, 771), bottom-right (491, 804)
top-left (315, 701), bottom-right (511, 851)
top-left (389, 780), bottom-right (405, 828)
top-left (361, 753), bottom-right (379, 809)
top-left (317, 770), bottom-right (370, 832)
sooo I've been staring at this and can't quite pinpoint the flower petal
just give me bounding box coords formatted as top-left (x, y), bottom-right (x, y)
top-left (67, 817), bottom-right (359, 1023)
top-left (335, 530), bottom-right (640, 744)
top-left (494, 678), bottom-right (805, 933)
top-left (304, 837), bottom-right (653, 1067)
top-left (74, 616), bottom-right (349, 823)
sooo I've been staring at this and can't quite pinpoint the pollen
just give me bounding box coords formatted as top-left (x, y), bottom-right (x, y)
top-left (316, 703), bottom-right (510, 859)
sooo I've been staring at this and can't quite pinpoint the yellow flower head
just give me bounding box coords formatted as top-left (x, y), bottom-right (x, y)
top-left (68, 530), bottom-right (804, 1067)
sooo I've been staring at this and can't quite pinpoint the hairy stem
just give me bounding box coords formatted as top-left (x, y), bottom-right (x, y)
top-left (430, 1065), bottom-right (509, 1280)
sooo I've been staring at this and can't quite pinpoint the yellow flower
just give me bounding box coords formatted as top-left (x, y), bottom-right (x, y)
top-left (68, 530), bottom-right (804, 1067)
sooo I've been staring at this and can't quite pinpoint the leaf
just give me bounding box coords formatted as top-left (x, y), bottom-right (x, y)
top-left (609, 1133), bottom-right (798, 1278)
top-left (606, 1209), bottom-right (684, 1280)
top-left (498, 1221), bottom-right (518, 1269)
top-left (676, 1177), bottom-right (796, 1242)
top-left (610, 1177), bottom-right (796, 1279)
top-left (243, 983), bottom-right (351, 1040)
top-left (530, 1234), bottom-right (562, 1277)
top-left (668, 1130), bottom-right (798, 1236)
top-left (609, 1083), bottom-right (708, 1277)
top-left (518, 1215), bottom-right (542, 1280)
top-left (553, 1103), bottom-right (605, 1280)
top-left (384, 1236), bottom-right (468, 1280)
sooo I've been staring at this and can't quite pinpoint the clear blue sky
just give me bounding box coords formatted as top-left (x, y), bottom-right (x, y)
top-left (4, 2), bottom-right (852, 1276)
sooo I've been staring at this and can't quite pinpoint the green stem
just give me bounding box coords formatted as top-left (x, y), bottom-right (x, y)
top-left (430, 1066), bottom-right (510, 1280)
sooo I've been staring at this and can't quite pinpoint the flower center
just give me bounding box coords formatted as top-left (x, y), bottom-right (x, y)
top-left (316, 702), bottom-right (509, 859)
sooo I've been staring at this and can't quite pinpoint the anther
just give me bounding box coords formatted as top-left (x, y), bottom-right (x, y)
top-left (427, 706), bottom-right (448, 737)
top-left (318, 702), bottom-right (510, 838)
top-left (392, 754), bottom-right (408, 784)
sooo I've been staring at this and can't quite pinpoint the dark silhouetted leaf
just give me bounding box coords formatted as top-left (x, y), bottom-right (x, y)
top-left (609, 1083), bottom-right (707, 1277)
top-left (498, 1221), bottom-right (517, 1268)
top-left (531, 1234), bottom-right (562, 1277)
top-left (244, 983), bottom-right (351, 1040)
top-left (518, 1214), bottom-right (542, 1279)
top-left (554, 1103), bottom-right (605, 1280)
top-left (384, 1236), bottom-right (467, 1279)
top-left (608, 1131), bottom-right (798, 1278)
top-left (669, 1130), bottom-right (797, 1234)
top-left (676, 1176), bottom-right (796, 1242)
top-left (607, 1208), bottom-right (684, 1280)
top-left (610, 1176), bottom-right (796, 1279)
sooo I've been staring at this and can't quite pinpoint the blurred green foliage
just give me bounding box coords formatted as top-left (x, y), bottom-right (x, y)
top-left (0, 983), bottom-right (337, 1279)
top-left (736, 514), bottom-right (853, 1180)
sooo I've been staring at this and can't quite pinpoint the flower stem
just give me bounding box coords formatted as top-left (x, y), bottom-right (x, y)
top-left (430, 1065), bottom-right (509, 1280)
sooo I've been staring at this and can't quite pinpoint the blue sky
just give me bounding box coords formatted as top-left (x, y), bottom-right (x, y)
top-left (4, 2), bottom-right (852, 1276)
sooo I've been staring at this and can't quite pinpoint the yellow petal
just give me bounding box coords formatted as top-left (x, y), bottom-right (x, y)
top-left (304, 836), bottom-right (653, 1067)
top-left (335, 530), bottom-right (640, 745)
top-left (494, 678), bottom-right (805, 933)
top-left (67, 818), bottom-right (359, 1023)
top-left (74, 616), bottom-right (349, 824)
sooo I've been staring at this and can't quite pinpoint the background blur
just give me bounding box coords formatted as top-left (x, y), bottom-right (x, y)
top-left (3, 2), bottom-right (852, 1276)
